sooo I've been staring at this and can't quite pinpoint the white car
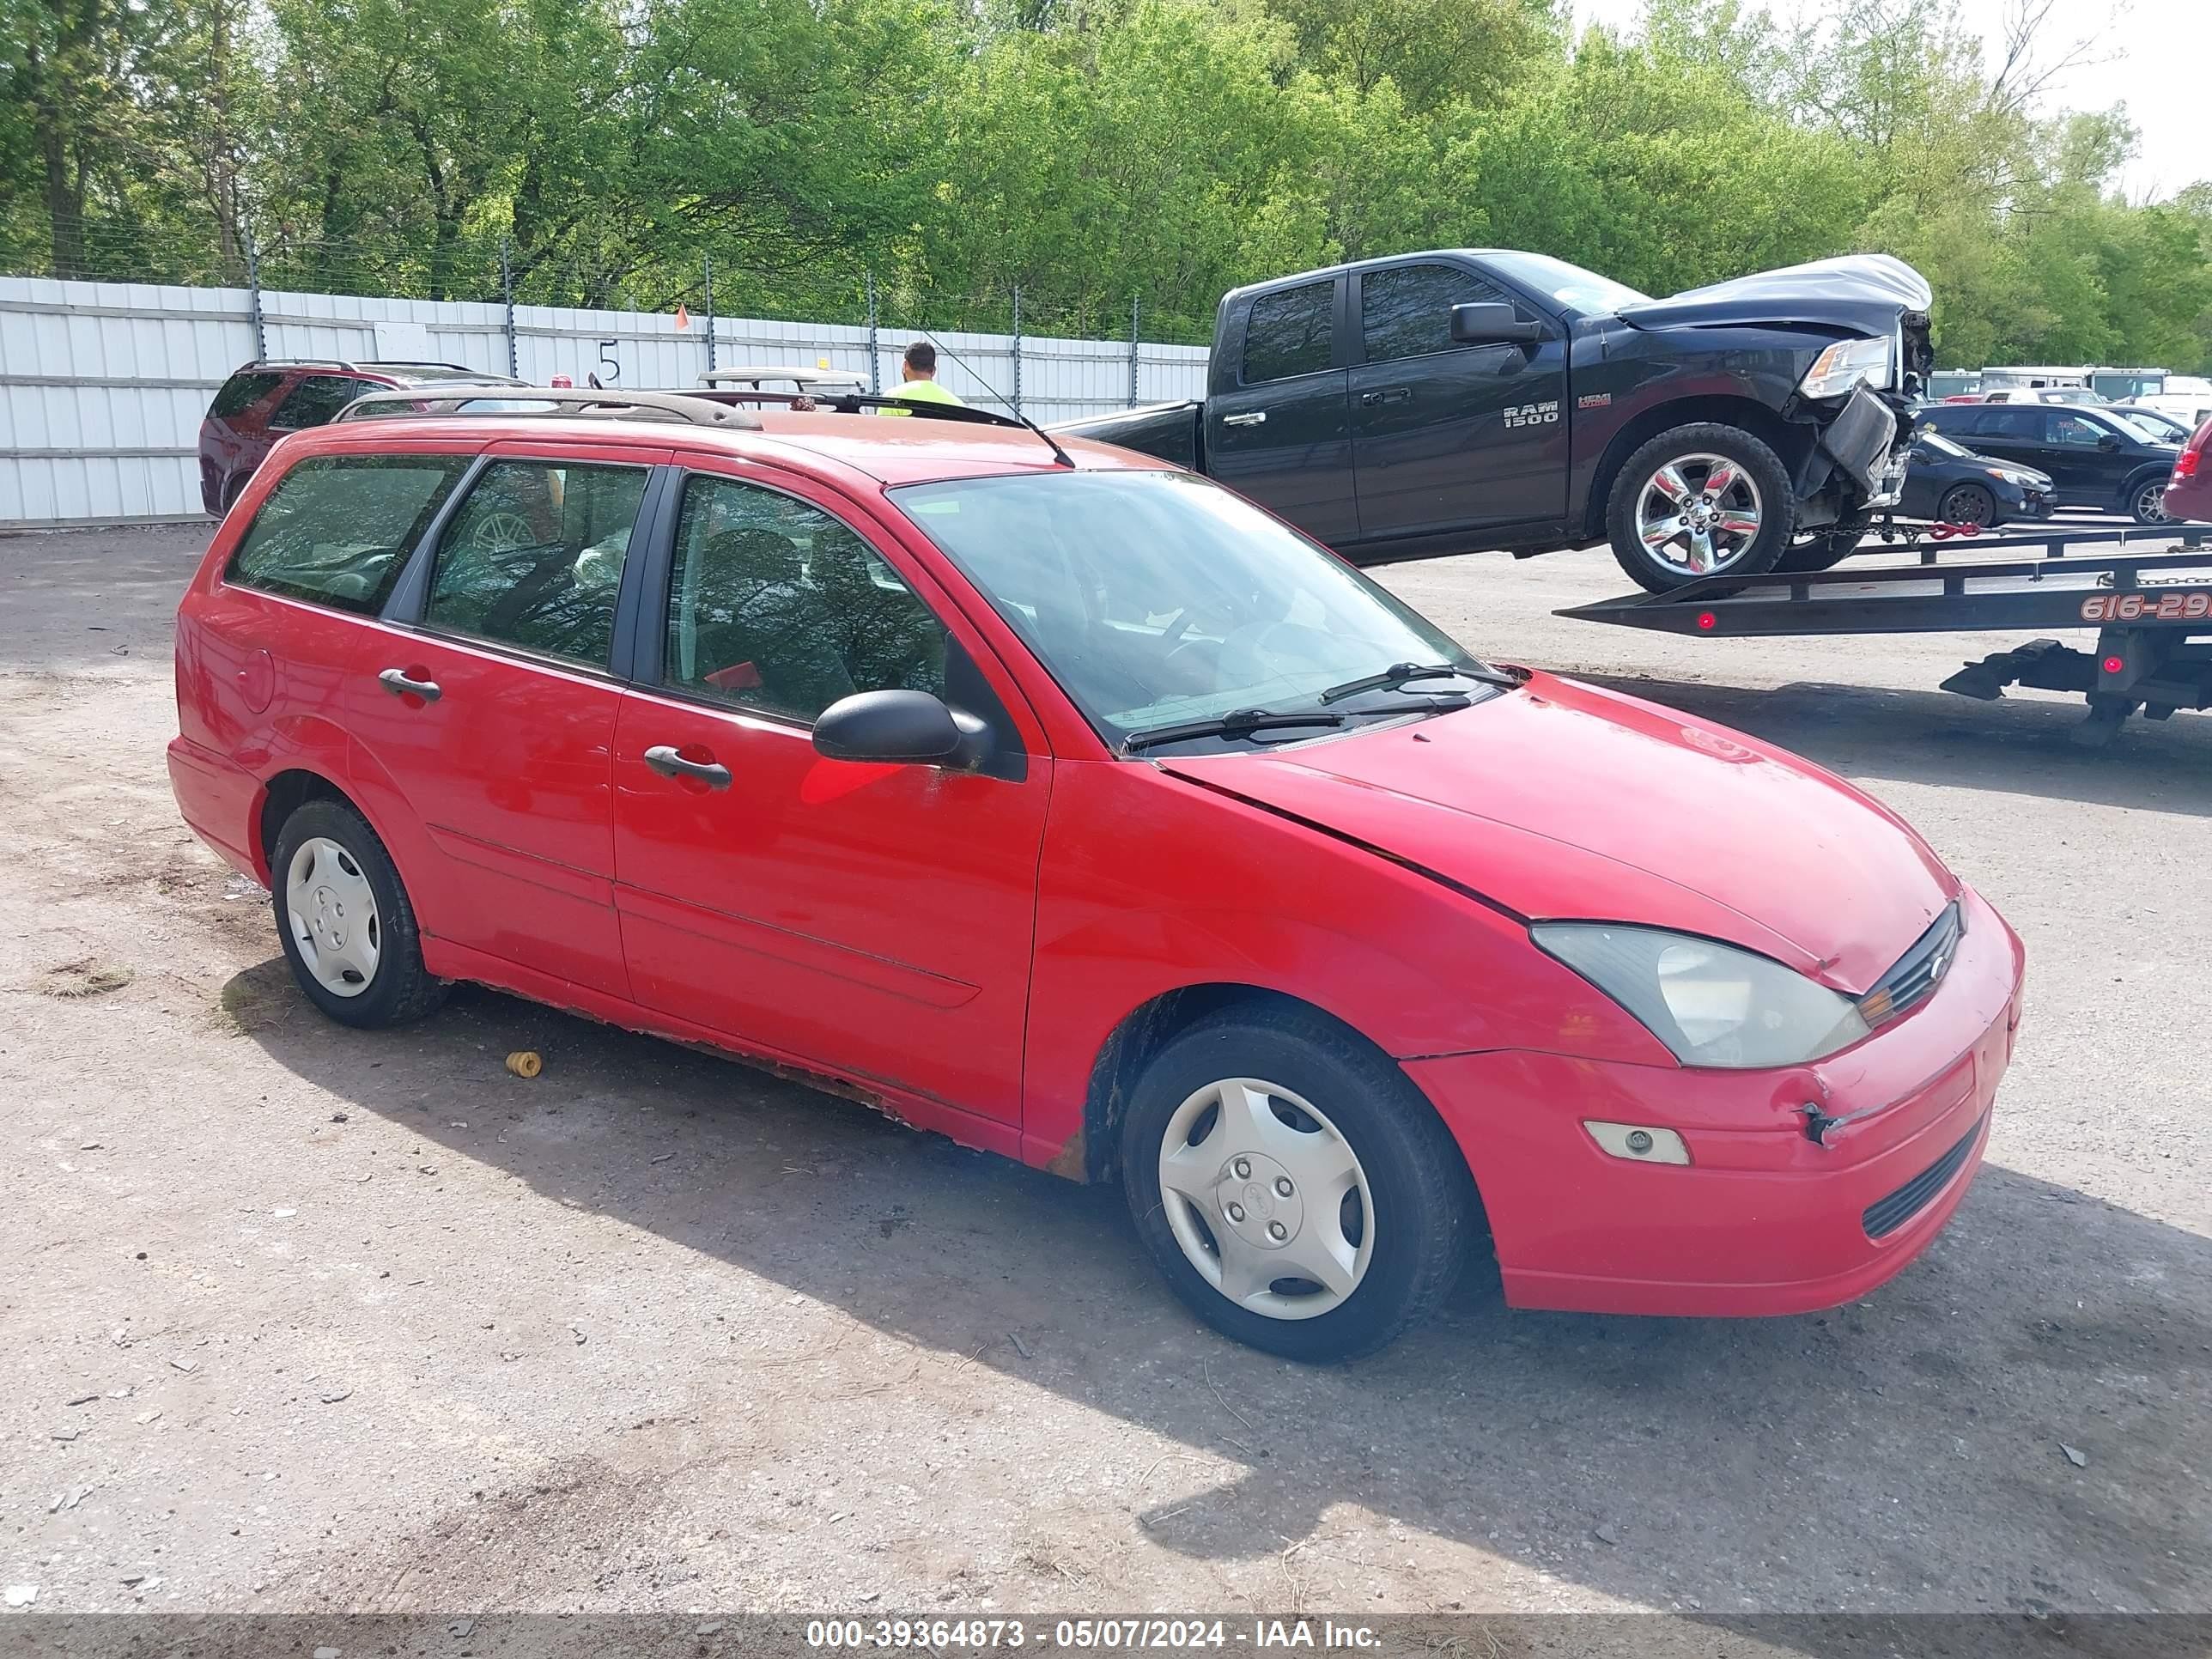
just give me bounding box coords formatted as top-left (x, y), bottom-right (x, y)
top-left (2119, 376), bottom-right (2212, 430)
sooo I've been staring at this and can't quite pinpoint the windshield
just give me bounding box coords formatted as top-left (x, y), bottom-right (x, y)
top-left (891, 470), bottom-right (1500, 751)
top-left (2108, 409), bottom-right (2179, 442)
top-left (1916, 428), bottom-right (1975, 459)
top-left (1482, 252), bottom-right (1650, 316)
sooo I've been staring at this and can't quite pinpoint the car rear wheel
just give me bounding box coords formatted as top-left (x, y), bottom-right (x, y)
top-left (1606, 424), bottom-right (1796, 593)
top-left (2129, 476), bottom-right (2171, 525)
top-left (1121, 1007), bottom-right (1472, 1361)
top-left (1936, 482), bottom-right (1996, 529)
top-left (271, 799), bottom-right (447, 1029)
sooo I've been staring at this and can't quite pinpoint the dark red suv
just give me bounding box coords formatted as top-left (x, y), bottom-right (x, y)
top-left (199, 361), bottom-right (526, 518)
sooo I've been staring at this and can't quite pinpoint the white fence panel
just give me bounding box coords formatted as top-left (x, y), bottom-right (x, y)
top-left (0, 276), bottom-right (1210, 528)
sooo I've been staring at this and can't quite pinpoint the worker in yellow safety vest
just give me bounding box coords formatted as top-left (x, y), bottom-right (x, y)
top-left (883, 341), bottom-right (964, 414)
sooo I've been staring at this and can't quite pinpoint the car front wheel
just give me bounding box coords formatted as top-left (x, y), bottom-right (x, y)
top-left (271, 799), bottom-right (447, 1029)
top-left (2129, 475), bottom-right (2171, 525)
top-left (1605, 424), bottom-right (1796, 592)
top-left (1121, 1007), bottom-right (1472, 1362)
top-left (1936, 482), bottom-right (1997, 528)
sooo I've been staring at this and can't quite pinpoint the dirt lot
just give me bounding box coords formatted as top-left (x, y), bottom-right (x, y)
top-left (2, 526), bottom-right (2207, 1629)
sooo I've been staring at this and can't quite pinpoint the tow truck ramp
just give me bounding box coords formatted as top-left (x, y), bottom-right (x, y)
top-left (1559, 527), bottom-right (2212, 745)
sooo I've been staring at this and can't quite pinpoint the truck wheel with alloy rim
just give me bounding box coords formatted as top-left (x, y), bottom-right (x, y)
top-left (271, 799), bottom-right (448, 1029)
top-left (1605, 423), bottom-right (1797, 592)
top-left (2129, 474), bottom-right (2171, 525)
top-left (1120, 1006), bottom-right (1474, 1361)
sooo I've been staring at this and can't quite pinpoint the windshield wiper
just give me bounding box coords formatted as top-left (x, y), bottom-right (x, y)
top-left (1122, 707), bottom-right (1346, 753)
top-left (1319, 660), bottom-right (1515, 702)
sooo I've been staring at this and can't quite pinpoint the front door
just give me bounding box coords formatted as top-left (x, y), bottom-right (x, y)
top-left (609, 463), bottom-right (1050, 1127)
top-left (1206, 276), bottom-right (1360, 548)
top-left (1349, 261), bottom-right (1569, 540)
top-left (1966, 405), bottom-right (2057, 491)
top-left (2043, 410), bottom-right (2134, 507)
top-left (349, 444), bottom-right (666, 997)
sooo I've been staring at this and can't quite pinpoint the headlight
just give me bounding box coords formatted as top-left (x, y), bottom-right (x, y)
top-left (1799, 337), bottom-right (1894, 400)
top-left (1532, 923), bottom-right (1870, 1069)
top-left (1987, 467), bottom-right (2033, 486)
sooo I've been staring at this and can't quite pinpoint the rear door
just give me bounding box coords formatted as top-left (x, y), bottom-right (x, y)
top-left (1962, 404), bottom-right (2051, 483)
top-left (1206, 276), bottom-right (1359, 547)
top-left (1348, 259), bottom-right (1568, 539)
top-left (609, 462), bottom-right (1050, 1128)
top-left (347, 441), bottom-right (669, 997)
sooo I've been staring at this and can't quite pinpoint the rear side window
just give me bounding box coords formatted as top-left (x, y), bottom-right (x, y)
top-left (209, 372), bottom-right (283, 419)
top-left (1979, 408), bottom-right (2042, 441)
top-left (1242, 282), bottom-right (1335, 385)
top-left (664, 474), bottom-right (948, 721)
top-left (269, 375), bottom-right (377, 432)
top-left (228, 454), bottom-right (470, 614)
top-left (1361, 263), bottom-right (1510, 362)
top-left (424, 460), bottom-right (650, 668)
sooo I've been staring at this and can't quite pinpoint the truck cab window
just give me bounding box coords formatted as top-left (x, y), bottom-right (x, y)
top-left (1242, 282), bottom-right (1334, 385)
top-left (1362, 264), bottom-right (1510, 362)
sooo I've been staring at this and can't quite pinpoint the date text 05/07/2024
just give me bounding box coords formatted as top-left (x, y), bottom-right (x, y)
top-left (805, 1617), bottom-right (1384, 1650)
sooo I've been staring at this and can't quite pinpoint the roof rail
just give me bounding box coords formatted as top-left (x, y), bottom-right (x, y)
top-left (335, 386), bottom-right (763, 430)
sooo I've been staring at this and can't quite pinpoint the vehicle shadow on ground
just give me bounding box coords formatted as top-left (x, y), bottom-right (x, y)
top-left (1569, 672), bottom-right (2212, 817)
top-left (227, 957), bottom-right (2210, 1621)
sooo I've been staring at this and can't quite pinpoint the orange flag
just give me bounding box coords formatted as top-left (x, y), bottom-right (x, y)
top-left (675, 302), bottom-right (691, 330)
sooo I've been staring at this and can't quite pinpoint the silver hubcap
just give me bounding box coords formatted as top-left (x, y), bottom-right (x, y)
top-left (285, 836), bottom-right (380, 997)
top-left (1157, 1078), bottom-right (1375, 1321)
top-left (2137, 484), bottom-right (2167, 521)
top-left (1638, 454), bottom-right (1764, 573)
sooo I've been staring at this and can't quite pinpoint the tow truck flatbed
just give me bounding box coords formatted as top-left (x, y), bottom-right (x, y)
top-left (1558, 526), bottom-right (2212, 745)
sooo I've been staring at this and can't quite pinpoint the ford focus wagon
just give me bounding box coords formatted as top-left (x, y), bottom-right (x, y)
top-left (168, 387), bottom-right (2026, 1360)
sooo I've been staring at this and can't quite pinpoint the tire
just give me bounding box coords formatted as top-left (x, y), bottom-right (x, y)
top-left (1605, 423), bottom-right (1796, 593)
top-left (270, 799), bottom-right (447, 1029)
top-left (1120, 1006), bottom-right (1472, 1362)
top-left (1934, 482), bottom-right (1996, 529)
top-left (1774, 508), bottom-right (1875, 574)
top-left (2126, 472), bottom-right (2171, 526)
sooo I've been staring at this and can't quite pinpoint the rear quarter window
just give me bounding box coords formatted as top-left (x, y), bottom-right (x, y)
top-left (208, 372), bottom-right (283, 419)
top-left (226, 454), bottom-right (472, 615)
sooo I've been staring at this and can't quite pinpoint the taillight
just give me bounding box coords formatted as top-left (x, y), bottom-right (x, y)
top-left (2179, 450), bottom-right (2200, 480)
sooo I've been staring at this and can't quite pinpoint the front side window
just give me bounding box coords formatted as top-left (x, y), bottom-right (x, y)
top-left (227, 454), bottom-right (470, 614)
top-left (269, 375), bottom-right (377, 431)
top-left (2049, 414), bottom-right (2105, 447)
top-left (1242, 281), bottom-right (1334, 385)
top-left (664, 474), bottom-right (948, 721)
top-left (1362, 264), bottom-right (1510, 362)
top-left (894, 469), bottom-right (1497, 750)
top-left (423, 460), bottom-right (648, 668)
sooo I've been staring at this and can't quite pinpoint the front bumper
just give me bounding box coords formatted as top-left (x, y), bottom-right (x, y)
top-left (1405, 884), bottom-right (2026, 1318)
top-left (1815, 384), bottom-right (1905, 501)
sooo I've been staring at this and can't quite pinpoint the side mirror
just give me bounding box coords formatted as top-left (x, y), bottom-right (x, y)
top-left (1449, 302), bottom-right (1543, 347)
top-left (813, 689), bottom-right (991, 769)
top-left (2097, 433), bottom-right (2121, 452)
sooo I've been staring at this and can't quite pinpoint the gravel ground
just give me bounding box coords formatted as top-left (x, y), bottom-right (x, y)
top-left (1, 525), bottom-right (2206, 1629)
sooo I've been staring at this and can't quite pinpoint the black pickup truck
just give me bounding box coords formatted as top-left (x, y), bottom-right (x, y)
top-left (1057, 250), bottom-right (1934, 592)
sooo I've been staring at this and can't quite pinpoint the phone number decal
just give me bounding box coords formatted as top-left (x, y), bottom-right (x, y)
top-left (2080, 589), bottom-right (2212, 623)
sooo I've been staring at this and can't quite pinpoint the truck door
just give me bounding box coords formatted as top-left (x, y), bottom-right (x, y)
top-left (1206, 276), bottom-right (1359, 548)
top-left (1348, 260), bottom-right (1568, 541)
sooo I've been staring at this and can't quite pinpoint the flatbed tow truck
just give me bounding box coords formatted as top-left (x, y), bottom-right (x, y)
top-left (1559, 524), bottom-right (2212, 747)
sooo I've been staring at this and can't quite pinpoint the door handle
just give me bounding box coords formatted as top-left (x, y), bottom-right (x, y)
top-left (1358, 386), bottom-right (1413, 407)
top-left (643, 744), bottom-right (732, 790)
top-left (378, 667), bottom-right (442, 702)
top-left (1220, 411), bottom-right (1267, 428)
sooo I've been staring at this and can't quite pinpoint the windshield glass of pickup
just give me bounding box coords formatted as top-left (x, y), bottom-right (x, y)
top-left (1483, 252), bottom-right (1650, 315)
top-left (893, 470), bottom-right (1498, 749)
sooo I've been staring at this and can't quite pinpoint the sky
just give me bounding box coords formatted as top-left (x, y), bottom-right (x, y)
top-left (1570, 0), bottom-right (2209, 203)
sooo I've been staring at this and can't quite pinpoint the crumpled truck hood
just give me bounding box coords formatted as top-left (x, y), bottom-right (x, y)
top-left (1617, 254), bottom-right (1933, 339)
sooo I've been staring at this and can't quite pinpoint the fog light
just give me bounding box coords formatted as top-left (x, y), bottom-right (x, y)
top-left (1583, 1121), bottom-right (1690, 1164)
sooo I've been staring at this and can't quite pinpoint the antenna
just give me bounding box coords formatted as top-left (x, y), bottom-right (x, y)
top-left (908, 329), bottom-right (1077, 470)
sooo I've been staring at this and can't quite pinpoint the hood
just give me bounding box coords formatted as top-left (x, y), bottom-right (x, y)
top-left (1618, 254), bottom-right (1932, 339)
top-left (1160, 673), bottom-right (1958, 994)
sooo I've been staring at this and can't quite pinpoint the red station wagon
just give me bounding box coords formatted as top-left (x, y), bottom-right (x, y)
top-left (167, 388), bottom-right (2027, 1360)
